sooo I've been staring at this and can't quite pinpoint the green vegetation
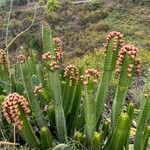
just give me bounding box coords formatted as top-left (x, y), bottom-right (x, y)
top-left (0, 0), bottom-right (149, 149)
top-left (0, 0), bottom-right (149, 59)
top-left (0, 24), bottom-right (149, 149)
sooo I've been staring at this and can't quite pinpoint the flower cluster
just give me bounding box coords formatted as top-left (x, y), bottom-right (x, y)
top-left (50, 61), bottom-right (60, 71)
top-left (64, 64), bottom-right (79, 86)
top-left (81, 68), bottom-right (100, 85)
top-left (42, 37), bottom-right (64, 71)
top-left (0, 49), bottom-right (7, 64)
top-left (116, 44), bottom-right (141, 77)
top-left (104, 31), bottom-right (124, 53)
top-left (135, 57), bottom-right (142, 76)
top-left (2, 93), bottom-right (30, 130)
top-left (33, 83), bottom-right (42, 95)
top-left (17, 54), bottom-right (26, 64)
top-left (53, 37), bottom-right (63, 61)
top-left (42, 52), bottom-right (52, 61)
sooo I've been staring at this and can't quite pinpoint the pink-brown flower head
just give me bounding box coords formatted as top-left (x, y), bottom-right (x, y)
top-left (53, 37), bottom-right (63, 61)
top-left (64, 64), bottom-right (79, 86)
top-left (115, 44), bottom-right (141, 77)
top-left (104, 31), bottom-right (124, 53)
top-left (50, 60), bottom-right (60, 71)
top-left (0, 49), bottom-right (7, 64)
top-left (42, 52), bottom-right (52, 61)
top-left (81, 68), bottom-right (100, 85)
top-left (33, 83), bottom-right (42, 95)
top-left (17, 54), bottom-right (26, 64)
top-left (135, 57), bottom-right (142, 76)
top-left (2, 93), bottom-right (30, 130)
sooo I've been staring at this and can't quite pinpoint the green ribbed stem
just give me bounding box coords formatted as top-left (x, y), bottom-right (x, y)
top-left (126, 103), bottom-right (135, 150)
top-left (91, 132), bottom-right (103, 150)
top-left (19, 107), bottom-right (39, 148)
top-left (42, 24), bottom-right (55, 55)
top-left (47, 71), bottom-right (67, 142)
top-left (67, 82), bottom-right (82, 137)
top-left (42, 24), bottom-right (67, 142)
top-left (96, 40), bottom-right (119, 123)
top-left (141, 126), bottom-right (150, 150)
top-left (40, 127), bottom-right (53, 149)
top-left (134, 97), bottom-right (150, 150)
top-left (112, 55), bottom-right (132, 130)
top-left (84, 86), bottom-right (96, 147)
top-left (106, 113), bottom-right (130, 150)
top-left (63, 79), bottom-right (76, 117)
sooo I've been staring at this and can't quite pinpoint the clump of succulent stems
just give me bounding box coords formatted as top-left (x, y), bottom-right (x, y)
top-left (0, 24), bottom-right (149, 150)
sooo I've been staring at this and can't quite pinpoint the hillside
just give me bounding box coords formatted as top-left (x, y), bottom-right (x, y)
top-left (0, 1), bottom-right (149, 59)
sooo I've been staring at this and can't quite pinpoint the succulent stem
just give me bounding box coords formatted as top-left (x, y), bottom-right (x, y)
top-left (106, 113), bottom-right (130, 150)
top-left (19, 107), bottom-right (40, 148)
top-left (40, 127), bottom-right (53, 149)
top-left (84, 86), bottom-right (96, 147)
top-left (96, 31), bottom-right (123, 123)
top-left (134, 95), bottom-right (150, 150)
top-left (112, 44), bottom-right (140, 130)
top-left (91, 131), bottom-right (103, 150)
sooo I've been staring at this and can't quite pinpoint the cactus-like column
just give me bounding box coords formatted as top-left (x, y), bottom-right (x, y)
top-left (40, 127), bottom-right (53, 149)
top-left (42, 24), bottom-right (67, 142)
top-left (96, 31), bottom-right (124, 123)
top-left (63, 64), bottom-right (79, 117)
top-left (91, 131), bottom-right (103, 150)
top-left (105, 113), bottom-right (130, 150)
top-left (134, 94), bottom-right (150, 150)
top-left (2, 93), bottom-right (39, 148)
top-left (141, 126), bottom-right (150, 150)
top-left (81, 68), bottom-right (100, 146)
top-left (125, 103), bottom-right (135, 149)
top-left (112, 44), bottom-right (141, 129)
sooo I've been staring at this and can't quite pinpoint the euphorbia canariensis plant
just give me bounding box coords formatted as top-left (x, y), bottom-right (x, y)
top-left (0, 24), bottom-right (149, 150)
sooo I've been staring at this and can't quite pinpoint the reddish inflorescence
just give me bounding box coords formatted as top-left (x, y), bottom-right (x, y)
top-left (17, 54), bottom-right (26, 64)
top-left (50, 60), bottom-right (60, 71)
top-left (2, 93), bottom-right (30, 130)
top-left (80, 68), bottom-right (100, 85)
top-left (42, 37), bottom-right (63, 71)
top-left (104, 31), bottom-right (124, 53)
top-left (34, 83), bottom-right (42, 95)
top-left (42, 52), bottom-right (52, 61)
top-left (53, 37), bottom-right (63, 61)
top-left (0, 49), bottom-right (7, 64)
top-left (64, 64), bottom-right (79, 86)
top-left (116, 44), bottom-right (142, 77)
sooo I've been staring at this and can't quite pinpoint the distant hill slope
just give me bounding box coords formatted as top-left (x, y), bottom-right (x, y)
top-left (0, 1), bottom-right (149, 59)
